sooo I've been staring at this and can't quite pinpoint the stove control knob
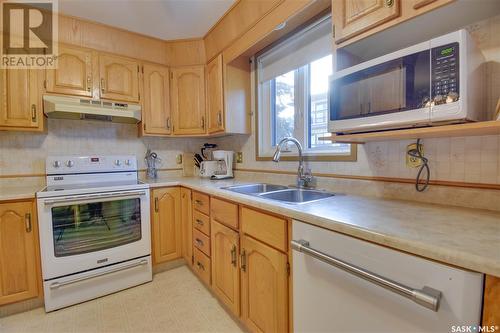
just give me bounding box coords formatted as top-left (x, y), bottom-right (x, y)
top-left (66, 160), bottom-right (74, 168)
top-left (53, 160), bottom-right (61, 168)
top-left (125, 159), bottom-right (131, 166)
top-left (114, 159), bottom-right (122, 166)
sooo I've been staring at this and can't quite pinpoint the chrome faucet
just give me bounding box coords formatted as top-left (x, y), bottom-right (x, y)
top-left (272, 137), bottom-right (314, 188)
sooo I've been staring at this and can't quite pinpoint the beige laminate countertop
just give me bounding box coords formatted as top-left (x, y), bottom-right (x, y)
top-left (0, 179), bottom-right (44, 201)
top-left (144, 177), bottom-right (500, 277)
top-left (0, 176), bottom-right (498, 277)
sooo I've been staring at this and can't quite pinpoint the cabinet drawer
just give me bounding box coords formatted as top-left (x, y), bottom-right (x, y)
top-left (193, 210), bottom-right (210, 236)
top-left (241, 207), bottom-right (287, 252)
top-left (193, 248), bottom-right (211, 286)
top-left (193, 228), bottom-right (211, 256)
top-left (211, 197), bottom-right (238, 230)
top-left (193, 192), bottom-right (210, 215)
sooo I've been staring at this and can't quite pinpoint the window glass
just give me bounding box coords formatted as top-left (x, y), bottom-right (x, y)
top-left (272, 70), bottom-right (296, 146)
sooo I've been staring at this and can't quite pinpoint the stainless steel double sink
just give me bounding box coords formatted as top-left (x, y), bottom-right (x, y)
top-left (221, 183), bottom-right (335, 204)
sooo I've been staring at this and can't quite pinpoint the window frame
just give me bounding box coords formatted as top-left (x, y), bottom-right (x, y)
top-left (254, 18), bottom-right (357, 162)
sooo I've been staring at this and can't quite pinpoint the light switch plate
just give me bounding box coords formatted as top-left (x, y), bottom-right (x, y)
top-left (236, 152), bottom-right (243, 163)
top-left (406, 143), bottom-right (423, 168)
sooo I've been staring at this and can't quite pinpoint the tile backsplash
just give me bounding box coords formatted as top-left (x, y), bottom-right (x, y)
top-left (0, 119), bottom-right (206, 176)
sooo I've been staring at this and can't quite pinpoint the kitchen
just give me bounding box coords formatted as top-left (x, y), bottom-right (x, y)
top-left (0, 0), bottom-right (499, 332)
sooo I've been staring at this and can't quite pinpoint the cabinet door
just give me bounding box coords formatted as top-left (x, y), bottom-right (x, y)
top-left (46, 44), bottom-right (94, 97)
top-left (152, 187), bottom-right (181, 264)
top-left (206, 54), bottom-right (224, 134)
top-left (211, 221), bottom-right (239, 316)
top-left (143, 63), bottom-right (171, 135)
top-left (171, 66), bottom-right (206, 135)
top-left (99, 54), bottom-right (140, 102)
top-left (180, 188), bottom-right (193, 266)
top-left (0, 69), bottom-right (43, 131)
top-left (241, 235), bottom-right (288, 333)
top-left (0, 201), bottom-right (39, 305)
top-left (333, 0), bottom-right (401, 44)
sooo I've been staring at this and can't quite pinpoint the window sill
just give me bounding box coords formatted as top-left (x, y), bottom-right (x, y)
top-left (256, 146), bottom-right (358, 162)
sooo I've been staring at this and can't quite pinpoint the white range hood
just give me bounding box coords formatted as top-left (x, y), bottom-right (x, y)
top-left (43, 95), bottom-right (142, 124)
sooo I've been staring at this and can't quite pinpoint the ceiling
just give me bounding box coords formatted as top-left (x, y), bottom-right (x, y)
top-left (57, 0), bottom-right (237, 40)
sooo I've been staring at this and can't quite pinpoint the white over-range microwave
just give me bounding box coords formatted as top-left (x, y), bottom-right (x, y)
top-left (328, 29), bottom-right (486, 134)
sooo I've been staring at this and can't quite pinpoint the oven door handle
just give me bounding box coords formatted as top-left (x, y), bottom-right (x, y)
top-left (43, 190), bottom-right (148, 206)
top-left (49, 259), bottom-right (149, 290)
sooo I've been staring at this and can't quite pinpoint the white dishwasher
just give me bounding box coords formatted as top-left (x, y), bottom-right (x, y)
top-left (292, 220), bottom-right (484, 333)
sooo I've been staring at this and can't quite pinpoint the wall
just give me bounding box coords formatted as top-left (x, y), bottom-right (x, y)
top-left (214, 15), bottom-right (500, 186)
top-left (0, 119), bottom-right (206, 176)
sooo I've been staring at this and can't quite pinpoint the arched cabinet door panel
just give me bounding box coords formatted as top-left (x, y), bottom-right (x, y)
top-left (170, 66), bottom-right (206, 135)
top-left (143, 63), bottom-right (171, 135)
top-left (241, 235), bottom-right (288, 333)
top-left (99, 54), bottom-right (140, 102)
top-left (0, 201), bottom-right (39, 305)
top-left (152, 187), bottom-right (181, 264)
top-left (46, 44), bottom-right (94, 97)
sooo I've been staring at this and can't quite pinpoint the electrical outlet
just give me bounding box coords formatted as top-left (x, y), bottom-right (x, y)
top-left (176, 154), bottom-right (183, 165)
top-left (236, 152), bottom-right (243, 163)
top-left (406, 143), bottom-right (423, 168)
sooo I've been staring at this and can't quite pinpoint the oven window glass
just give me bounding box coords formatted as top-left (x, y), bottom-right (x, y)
top-left (331, 49), bottom-right (430, 121)
top-left (51, 198), bottom-right (141, 257)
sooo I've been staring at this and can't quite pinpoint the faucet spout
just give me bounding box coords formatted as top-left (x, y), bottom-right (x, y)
top-left (272, 137), bottom-right (314, 188)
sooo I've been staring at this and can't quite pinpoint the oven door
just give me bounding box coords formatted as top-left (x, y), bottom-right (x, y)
top-left (329, 49), bottom-right (431, 133)
top-left (37, 189), bottom-right (151, 280)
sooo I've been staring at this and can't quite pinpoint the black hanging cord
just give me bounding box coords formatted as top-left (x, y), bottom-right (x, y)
top-left (407, 139), bottom-right (430, 192)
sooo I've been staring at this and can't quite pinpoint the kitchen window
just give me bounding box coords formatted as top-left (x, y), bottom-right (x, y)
top-left (256, 16), bottom-right (356, 161)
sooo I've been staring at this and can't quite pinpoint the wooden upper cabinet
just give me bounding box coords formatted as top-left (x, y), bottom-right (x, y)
top-left (152, 187), bottom-right (182, 264)
top-left (0, 69), bottom-right (43, 131)
top-left (46, 44), bottom-right (94, 97)
top-left (180, 188), bottom-right (193, 266)
top-left (241, 235), bottom-right (288, 333)
top-left (170, 66), bottom-right (206, 135)
top-left (206, 54), bottom-right (224, 134)
top-left (142, 63), bottom-right (171, 135)
top-left (0, 201), bottom-right (39, 305)
top-left (333, 0), bottom-right (401, 44)
top-left (211, 221), bottom-right (240, 316)
top-left (98, 53), bottom-right (140, 102)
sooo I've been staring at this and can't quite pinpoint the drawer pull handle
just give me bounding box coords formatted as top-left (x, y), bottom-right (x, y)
top-left (86, 76), bottom-right (91, 92)
top-left (240, 249), bottom-right (246, 272)
top-left (31, 104), bottom-right (37, 122)
top-left (100, 78), bottom-right (106, 94)
top-left (291, 239), bottom-right (442, 312)
top-left (195, 238), bottom-right (203, 247)
top-left (154, 197), bottom-right (159, 212)
top-left (25, 213), bottom-right (32, 233)
top-left (194, 200), bottom-right (203, 206)
top-left (230, 245), bottom-right (237, 267)
top-left (196, 219), bottom-right (204, 226)
top-left (197, 261), bottom-right (205, 271)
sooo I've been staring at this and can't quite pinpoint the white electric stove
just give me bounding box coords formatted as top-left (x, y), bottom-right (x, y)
top-left (37, 155), bottom-right (152, 312)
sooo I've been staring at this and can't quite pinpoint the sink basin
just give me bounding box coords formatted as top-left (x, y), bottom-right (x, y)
top-left (258, 189), bottom-right (334, 204)
top-left (222, 183), bottom-right (288, 195)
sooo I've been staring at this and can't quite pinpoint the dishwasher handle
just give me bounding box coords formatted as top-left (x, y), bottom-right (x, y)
top-left (291, 239), bottom-right (442, 312)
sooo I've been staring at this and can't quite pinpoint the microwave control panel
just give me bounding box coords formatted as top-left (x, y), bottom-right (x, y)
top-left (431, 42), bottom-right (459, 102)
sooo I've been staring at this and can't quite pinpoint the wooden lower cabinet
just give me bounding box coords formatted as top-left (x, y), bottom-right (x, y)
top-left (0, 201), bottom-right (39, 305)
top-left (483, 275), bottom-right (500, 326)
top-left (152, 187), bottom-right (182, 264)
top-left (180, 188), bottom-right (193, 266)
top-left (211, 220), bottom-right (240, 316)
top-left (241, 235), bottom-right (288, 333)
